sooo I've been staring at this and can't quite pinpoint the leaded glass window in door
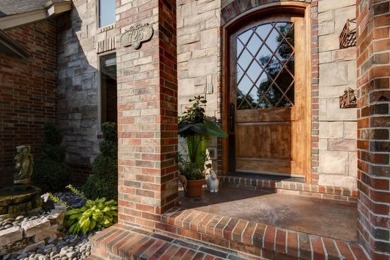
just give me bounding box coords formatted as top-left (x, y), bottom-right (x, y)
top-left (236, 22), bottom-right (295, 110)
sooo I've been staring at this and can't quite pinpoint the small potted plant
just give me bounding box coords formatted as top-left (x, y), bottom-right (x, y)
top-left (178, 96), bottom-right (226, 197)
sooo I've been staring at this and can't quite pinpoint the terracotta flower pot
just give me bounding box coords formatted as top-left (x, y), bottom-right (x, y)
top-left (184, 179), bottom-right (204, 198)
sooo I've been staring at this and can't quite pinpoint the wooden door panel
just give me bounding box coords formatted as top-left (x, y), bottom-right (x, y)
top-left (236, 107), bottom-right (299, 122)
top-left (236, 158), bottom-right (301, 175)
top-left (236, 123), bottom-right (291, 159)
top-left (229, 14), bottom-right (307, 177)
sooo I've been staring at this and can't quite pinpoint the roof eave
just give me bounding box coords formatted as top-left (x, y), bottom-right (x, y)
top-left (0, 29), bottom-right (31, 58)
top-left (0, 1), bottom-right (72, 30)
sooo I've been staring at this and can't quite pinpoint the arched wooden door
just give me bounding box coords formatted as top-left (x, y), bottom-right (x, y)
top-left (227, 14), bottom-right (309, 177)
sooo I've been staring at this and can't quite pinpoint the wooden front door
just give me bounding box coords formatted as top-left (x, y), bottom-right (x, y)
top-left (229, 15), bottom-right (308, 177)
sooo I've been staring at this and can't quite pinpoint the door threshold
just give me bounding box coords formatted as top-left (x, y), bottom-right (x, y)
top-left (228, 171), bottom-right (305, 183)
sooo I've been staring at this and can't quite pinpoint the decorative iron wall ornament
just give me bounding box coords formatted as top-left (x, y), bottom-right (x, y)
top-left (120, 23), bottom-right (153, 49)
top-left (339, 87), bottom-right (357, 108)
top-left (339, 18), bottom-right (357, 49)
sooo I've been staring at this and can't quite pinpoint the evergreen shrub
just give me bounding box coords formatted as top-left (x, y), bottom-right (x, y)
top-left (32, 123), bottom-right (70, 192)
top-left (83, 122), bottom-right (118, 200)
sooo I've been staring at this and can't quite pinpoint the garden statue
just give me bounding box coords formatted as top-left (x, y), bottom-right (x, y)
top-left (178, 174), bottom-right (188, 192)
top-left (14, 145), bottom-right (34, 185)
top-left (206, 169), bottom-right (219, 193)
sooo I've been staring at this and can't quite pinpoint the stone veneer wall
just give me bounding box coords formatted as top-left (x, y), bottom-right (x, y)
top-left (57, 0), bottom-right (116, 179)
top-left (177, 0), bottom-right (222, 165)
top-left (317, 0), bottom-right (358, 190)
top-left (356, 0), bottom-right (390, 258)
top-left (0, 19), bottom-right (58, 188)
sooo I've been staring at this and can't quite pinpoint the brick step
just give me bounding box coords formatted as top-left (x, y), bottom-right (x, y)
top-left (219, 176), bottom-right (358, 203)
top-left (160, 207), bottom-right (369, 260)
top-left (87, 223), bottom-right (263, 260)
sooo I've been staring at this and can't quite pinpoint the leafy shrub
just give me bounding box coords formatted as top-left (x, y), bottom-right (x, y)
top-left (83, 122), bottom-right (118, 200)
top-left (32, 123), bottom-right (70, 192)
top-left (42, 185), bottom-right (117, 235)
top-left (64, 197), bottom-right (118, 234)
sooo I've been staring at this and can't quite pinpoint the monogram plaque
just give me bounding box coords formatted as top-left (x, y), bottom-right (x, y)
top-left (120, 23), bottom-right (154, 49)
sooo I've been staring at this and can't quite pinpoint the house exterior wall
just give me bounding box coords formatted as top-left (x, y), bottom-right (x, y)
top-left (57, 0), bottom-right (117, 181)
top-left (317, 0), bottom-right (357, 189)
top-left (0, 19), bottom-right (58, 188)
top-left (58, 0), bottom-right (359, 189)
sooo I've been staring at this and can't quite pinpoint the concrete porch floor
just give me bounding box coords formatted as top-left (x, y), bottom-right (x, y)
top-left (179, 185), bottom-right (358, 242)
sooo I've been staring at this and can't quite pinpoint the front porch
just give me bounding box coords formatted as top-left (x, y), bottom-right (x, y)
top-left (89, 176), bottom-right (368, 259)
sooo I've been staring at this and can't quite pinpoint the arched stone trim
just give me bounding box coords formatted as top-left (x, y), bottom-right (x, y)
top-left (221, 0), bottom-right (319, 184)
top-left (221, 0), bottom-right (312, 26)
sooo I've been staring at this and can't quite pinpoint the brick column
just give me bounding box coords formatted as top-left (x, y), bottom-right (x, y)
top-left (116, 0), bottom-right (178, 229)
top-left (356, 0), bottom-right (390, 258)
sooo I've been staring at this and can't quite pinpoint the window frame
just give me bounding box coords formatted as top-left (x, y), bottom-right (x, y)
top-left (98, 51), bottom-right (117, 131)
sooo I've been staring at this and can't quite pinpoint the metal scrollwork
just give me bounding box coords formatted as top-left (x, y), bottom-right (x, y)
top-left (120, 23), bottom-right (154, 49)
top-left (339, 87), bottom-right (357, 108)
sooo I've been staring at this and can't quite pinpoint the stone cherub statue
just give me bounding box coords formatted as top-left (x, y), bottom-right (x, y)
top-left (14, 145), bottom-right (34, 185)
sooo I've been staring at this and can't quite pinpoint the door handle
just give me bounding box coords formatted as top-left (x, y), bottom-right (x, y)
top-left (229, 103), bottom-right (235, 133)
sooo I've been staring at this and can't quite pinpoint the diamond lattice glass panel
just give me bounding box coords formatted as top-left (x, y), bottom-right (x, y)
top-left (236, 22), bottom-right (295, 110)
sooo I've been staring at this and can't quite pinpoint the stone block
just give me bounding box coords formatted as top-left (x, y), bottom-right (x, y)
top-left (319, 150), bottom-right (349, 174)
top-left (318, 174), bottom-right (356, 190)
top-left (344, 122), bottom-right (357, 139)
top-left (319, 98), bottom-right (357, 120)
top-left (0, 226), bottom-right (23, 247)
top-left (178, 33), bottom-right (200, 45)
top-left (178, 78), bottom-right (195, 96)
top-left (319, 122), bottom-right (343, 138)
top-left (320, 52), bottom-right (332, 64)
top-left (332, 47), bottom-right (356, 61)
top-left (318, 10), bottom-right (334, 23)
top-left (47, 208), bottom-right (66, 225)
top-left (318, 0), bottom-right (356, 13)
top-left (319, 85), bottom-right (350, 98)
top-left (327, 138), bottom-right (356, 151)
top-left (319, 34), bottom-right (340, 52)
top-left (319, 62), bottom-right (348, 86)
top-left (347, 61), bottom-right (357, 85)
top-left (32, 225), bottom-right (58, 243)
top-left (21, 218), bottom-right (51, 238)
top-left (184, 10), bottom-right (215, 27)
top-left (348, 152), bottom-right (358, 177)
top-left (188, 56), bottom-right (218, 77)
top-left (200, 28), bottom-right (219, 49)
top-left (178, 52), bottom-right (191, 63)
top-left (319, 21), bottom-right (335, 36)
top-left (335, 6), bottom-right (356, 33)
top-left (319, 138), bottom-right (328, 150)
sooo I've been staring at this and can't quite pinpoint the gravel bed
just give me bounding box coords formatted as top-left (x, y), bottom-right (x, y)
top-left (1, 192), bottom-right (97, 260)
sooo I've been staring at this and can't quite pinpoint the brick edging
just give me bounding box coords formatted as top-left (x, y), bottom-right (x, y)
top-left (219, 176), bottom-right (358, 202)
top-left (161, 207), bottom-right (369, 259)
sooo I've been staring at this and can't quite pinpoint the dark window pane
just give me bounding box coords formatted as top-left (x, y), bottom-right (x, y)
top-left (100, 53), bottom-right (117, 124)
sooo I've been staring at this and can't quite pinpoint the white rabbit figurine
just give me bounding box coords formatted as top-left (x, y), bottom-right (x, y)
top-left (206, 169), bottom-right (219, 193)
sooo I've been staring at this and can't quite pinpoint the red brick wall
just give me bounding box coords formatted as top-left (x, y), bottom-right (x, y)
top-left (356, 0), bottom-right (390, 258)
top-left (0, 19), bottom-right (58, 188)
top-left (116, 0), bottom-right (178, 228)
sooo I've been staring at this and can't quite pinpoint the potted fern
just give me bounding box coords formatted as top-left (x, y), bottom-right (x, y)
top-left (178, 96), bottom-right (226, 197)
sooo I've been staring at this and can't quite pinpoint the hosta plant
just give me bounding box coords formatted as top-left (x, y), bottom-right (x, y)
top-left (42, 185), bottom-right (118, 235)
top-left (64, 197), bottom-right (118, 234)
